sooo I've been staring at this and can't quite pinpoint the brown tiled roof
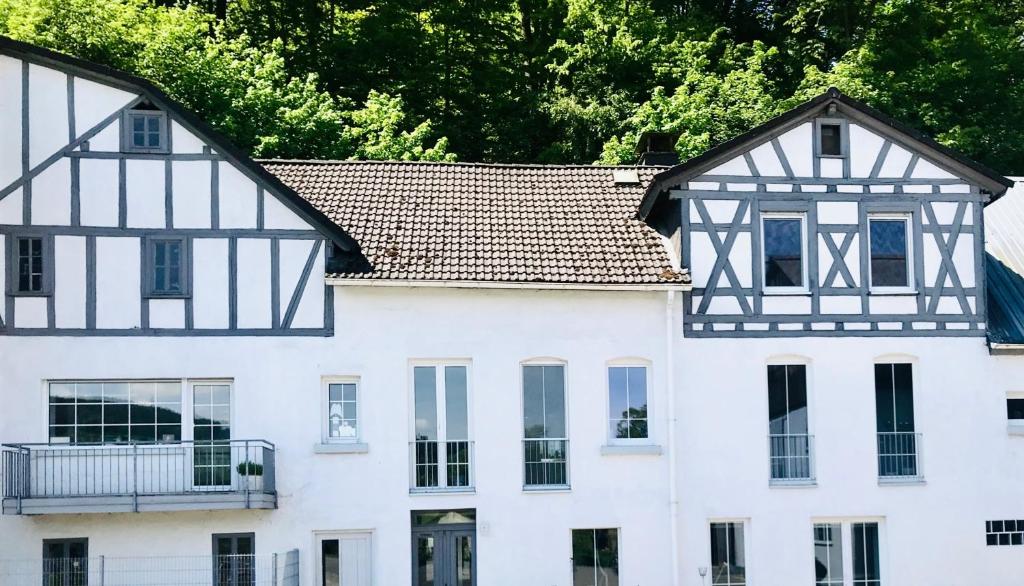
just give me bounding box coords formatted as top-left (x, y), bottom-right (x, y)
top-left (261, 160), bottom-right (688, 285)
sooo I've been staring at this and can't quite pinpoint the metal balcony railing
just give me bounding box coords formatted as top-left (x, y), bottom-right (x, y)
top-left (1, 440), bottom-right (275, 513)
top-left (409, 440), bottom-right (474, 491)
top-left (0, 552), bottom-right (299, 586)
top-left (768, 433), bottom-right (815, 482)
top-left (877, 432), bottom-right (922, 479)
top-left (523, 439), bottom-right (569, 488)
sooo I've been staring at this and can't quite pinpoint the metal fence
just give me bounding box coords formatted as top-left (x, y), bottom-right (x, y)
top-left (523, 439), bottom-right (569, 488)
top-left (0, 552), bottom-right (299, 586)
top-left (768, 433), bottom-right (815, 482)
top-left (409, 440), bottom-right (474, 490)
top-left (1, 440), bottom-right (276, 500)
top-left (877, 432), bottom-right (922, 479)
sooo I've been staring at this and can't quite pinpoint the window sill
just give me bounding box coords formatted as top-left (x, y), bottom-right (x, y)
top-left (143, 293), bottom-right (192, 300)
top-left (769, 478), bottom-right (817, 488)
top-left (878, 476), bottom-right (925, 486)
top-left (313, 442), bottom-right (368, 454)
top-left (1008, 424), bottom-right (1024, 436)
top-left (762, 290), bottom-right (811, 297)
top-left (868, 289), bottom-right (918, 296)
top-left (600, 444), bottom-right (663, 456)
top-left (816, 153), bottom-right (848, 159)
top-left (522, 485), bottom-right (571, 494)
top-left (7, 290), bottom-right (52, 298)
top-left (410, 487), bottom-right (475, 496)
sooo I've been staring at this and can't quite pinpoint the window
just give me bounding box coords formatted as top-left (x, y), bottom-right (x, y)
top-left (43, 538), bottom-right (89, 586)
top-left (124, 110), bottom-right (167, 153)
top-left (816, 119), bottom-right (846, 157)
top-left (986, 520), bottom-right (1024, 546)
top-left (326, 381), bottom-right (358, 441)
top-left (14, 236), bottom-right (46, 294)
top-left (874, 363), bottom-right (919, 479)
top-left (1006, 397), bottom-right (1024, 422)
top-left (213, 533), bottom-right (255, 586)
top-left (762, 215), bottom-right (806, 290)
top-left (317, 532), bottom-right (372, 586)
top-left (523, 364), bottom-right (568, 487)
top-left (868, 217), bottom-right (911, 289)
top-left (571, 529), bottom-right (619, 586)
top-left (608, 366), bottom-right (648, 441)
top-left (767, 364), bottom-right (812, 481)
top-left (812, 522), bottom-right (882, 586)
top-left (709, 522), bottom-right (746, 586)
top-left (412, 364), bottom-right (471, 490)
top-left (48, 381), bottom-right (182, 444)
top-left (146, 238), bottom-right (187, 297)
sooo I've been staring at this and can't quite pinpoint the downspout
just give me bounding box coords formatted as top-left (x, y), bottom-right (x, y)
top-left (666, 288), bottom-right (680, 586)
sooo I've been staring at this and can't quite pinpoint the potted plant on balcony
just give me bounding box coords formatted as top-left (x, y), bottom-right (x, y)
top-left (237, 460), bottom-right (263, 491)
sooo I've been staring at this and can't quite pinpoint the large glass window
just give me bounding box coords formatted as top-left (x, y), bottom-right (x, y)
top-left (413, 364), bottom-right (471, 490)
top-left (193, 383), bottom-right (231, 487)
top-left (571, 529), bottom-right (618, 586)
top-left (523, 364), bottom-right (568, 487)
top-left (767, 364), bottom-right (811, 481)
top-left (608, 366), bottom-right (648, 441)
top-left (868, 217), bottom-right (910, 288)
top-left (874, 363), bottom-right (918, 478)
top-left (812, 522), bottom-right (882, 586)
top-left (762, 215), bottom-right (806, 289)
top-left (16, 236), bottom-right (45, 293)
top-left (709, 522), bottom-right (746, 586)
top-left (852, 523), bottom-right (881, 586)
top-left (48, 381), bottom-right (182, 444)
top-left (813, 524), bottom-right (843, 586)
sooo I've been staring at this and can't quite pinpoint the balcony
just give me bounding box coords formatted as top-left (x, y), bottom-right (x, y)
top-left (523, 438), bottom-right (569, 489)
top-left (768, 433), bottom-right (815, 485)
top-left (877, 431), bottom-right (923, 482)
top-left (1, 440), bottom-right (276, 515)
top-left (409, 440), bottom-right (475, 493)
top-left (0, 551), bottom-right (298, 586)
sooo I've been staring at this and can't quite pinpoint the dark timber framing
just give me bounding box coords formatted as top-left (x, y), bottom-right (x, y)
top-left (0, 36), bottom-right (345, 337)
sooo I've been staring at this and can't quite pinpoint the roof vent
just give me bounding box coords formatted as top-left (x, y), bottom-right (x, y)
top-left (612, 169), bottom-right (640, 185)
top-left (635, 131), bottom-right (681, 166)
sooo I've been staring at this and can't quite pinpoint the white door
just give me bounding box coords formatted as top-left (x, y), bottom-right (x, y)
top-left (318, 532), bottom-right (372, 586)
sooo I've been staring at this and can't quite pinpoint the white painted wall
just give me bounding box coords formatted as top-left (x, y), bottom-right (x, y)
top-left (0, 287), bottom-right (674, 586)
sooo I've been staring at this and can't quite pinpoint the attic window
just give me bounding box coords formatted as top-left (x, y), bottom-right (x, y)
top-left (815, 119), bottom-right (846, 157)
top-left (123, 109), bottom-right (168, 153)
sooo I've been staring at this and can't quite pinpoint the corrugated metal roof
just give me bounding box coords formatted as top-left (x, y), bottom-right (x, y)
top-left (985, 177), bottom-right (1024, 344)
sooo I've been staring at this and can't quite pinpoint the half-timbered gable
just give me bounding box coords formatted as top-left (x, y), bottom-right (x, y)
top-left (0, 37), bottom-right (356, 335)
top-left (640, 88), bottom-right (1013, 337)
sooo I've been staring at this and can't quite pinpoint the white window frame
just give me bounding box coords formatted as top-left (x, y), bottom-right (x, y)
top-left (761, 212), bottom-right (809, 294)
top-left (313, 530), bottom-right (373, 586)
top-left (706, 518), bottom-right (750, 586)
top-left (322, 376), bottom-right (361, 445)
top-left (520, 357), bottom-right (571, 490)
top-left (1007, 391), bottom-right (1024, 435)
top-left (408, 360), bottom-right (474, 492)
top-left (605, 359), bottom-right (653, 446)
top-left (764, 356), bottom-right (816, 485)
top-left (867, 214), bottom-right (914, 293)
top-left (810, 518), bottom-right (887, 586)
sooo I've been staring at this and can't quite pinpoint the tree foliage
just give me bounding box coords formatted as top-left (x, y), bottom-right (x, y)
top-left (2, 0), bottom-right (1023, 172)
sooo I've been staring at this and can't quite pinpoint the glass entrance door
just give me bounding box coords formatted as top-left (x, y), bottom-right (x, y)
top-left (42, 539), bottom-right (88, 586)
top-left (411, 510), bottom-right (476, 586)
top-left (213, 533), bottom-right (255, 586)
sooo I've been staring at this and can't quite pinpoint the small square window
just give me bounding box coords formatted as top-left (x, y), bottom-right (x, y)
top-left (1007, 398), bottom-right (1024, 421)
top-left (145, 238), bottom-right (188, 297)
top-left (124, 111), bottom-right (167, 153)
top-left (820, 124), bottom-right (842, 156)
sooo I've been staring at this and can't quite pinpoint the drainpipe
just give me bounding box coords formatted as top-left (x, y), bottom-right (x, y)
top-left (666, 289), bottom-right (681, 586)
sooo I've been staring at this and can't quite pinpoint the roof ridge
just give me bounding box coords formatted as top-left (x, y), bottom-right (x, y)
top-left (258, 158), bottom-right (667, 170)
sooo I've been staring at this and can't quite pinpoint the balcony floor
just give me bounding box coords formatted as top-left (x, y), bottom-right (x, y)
top-left (2, 492), bottom-right (276, 515)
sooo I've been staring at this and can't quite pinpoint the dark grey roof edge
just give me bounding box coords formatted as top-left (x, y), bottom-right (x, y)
top-left (259, 158), bottom-right (669, 170)
top-left (0, 35), bottom-right (360, 252)
top-left (639, 87), bottom-right (1014, 220)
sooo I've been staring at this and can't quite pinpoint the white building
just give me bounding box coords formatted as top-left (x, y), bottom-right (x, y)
top-left (1, 36), bottom-right (1022, 586)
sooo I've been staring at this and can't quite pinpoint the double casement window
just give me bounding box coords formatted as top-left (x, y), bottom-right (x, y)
top-left (709, 522), bottom-right (746, 586)
top-left (11, 236), bottom-right (50, 295)
top-left (145, 238), bottom-right (188, 297)
top-left (767, 364), bottom-right (813, 482)
top-left (123, 109), bottom-right (168, 153)
top-left (571, 529), bottom-right (619, 586)
top-left (812, 522), bottom-right (882, 586)
top-left (762, 214), bottom-right (807, 291)
top-left (874, 363), bottom-right (919, 479)
top-left (412, 363), bottom-right (472, 491)
top-left (608, 365), bottom-right (648, 441)
top-left (48, 381), bottom-right (183, 444)
top-left (522, 364), bottom-right (568, 488)
top-left (868, 217), bottom-right (912, 290)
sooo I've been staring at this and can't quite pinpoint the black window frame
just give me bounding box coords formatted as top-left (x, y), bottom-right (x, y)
top-left (8, 234), bottom-right (53, 296)
top-left (814, 118), bottom-right (848, 158)
top-left (144, 237), bottom-right (190, 298)
top-left (122, 110), bottom-right (169, 154)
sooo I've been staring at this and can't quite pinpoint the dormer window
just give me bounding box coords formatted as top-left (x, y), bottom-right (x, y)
top-left (815, 118), bottom-right (847, 157)
top-left (123, 109), bottom-right (168, 153)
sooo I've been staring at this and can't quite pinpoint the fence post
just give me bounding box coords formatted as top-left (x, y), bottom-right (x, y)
top-left (244, 440), bottom-right (251, 509)
top-left (132, 443), bottom-right (139, 513)
top-left (99, 555), bottom-right (105, 586)
top-left (272, 552), bottom-right (278, 586)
